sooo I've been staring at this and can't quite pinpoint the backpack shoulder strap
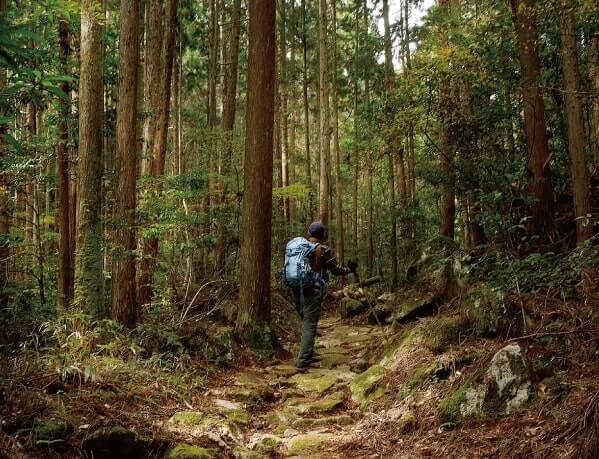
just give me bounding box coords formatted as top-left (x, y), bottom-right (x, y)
top-left (311, 243), bottom-right (323, 272)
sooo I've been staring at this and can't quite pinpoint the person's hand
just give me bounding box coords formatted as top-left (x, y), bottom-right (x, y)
top-left (347, 259), bottom-right (358, 273)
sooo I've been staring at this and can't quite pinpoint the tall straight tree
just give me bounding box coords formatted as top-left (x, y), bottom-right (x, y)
top-left (383, 0), bottom-right (398, 288)
top-left (75, 0), bottom-right (104, 316)
top-left (318, 0), bottom-right (331, 226)
top-left (57, 19), bottom-right (73, 309)
top-left (237, 0), bottom-right (276, 351)
top-left (0, 0), bottom-right (8, 310)
top-left (215, 0), bottom-right (241, 271)
top-left (590, 32), bottom-right (599, 156)
top-left (302, 0), bottom-right (313, 223)
top-left (137, 0), bottom-right (178, 305)
top-left (352, 0), bottom-right (359, 249)
top-left (331, 0), bottom-right (344, 268)
top-left (510, 0), bottom-right (554, 242)
top-left (364, 0), bottom-right (374, 275)
top-left (438, 0), bottom-right (455, 240)
top-left (111, 0), bottom-right (141, 326)
top-left (559, 0), bottom-right (591, 244)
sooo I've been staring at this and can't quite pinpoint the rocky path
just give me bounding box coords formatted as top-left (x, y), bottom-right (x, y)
top-left (164, 317), bottom-right (391, 458)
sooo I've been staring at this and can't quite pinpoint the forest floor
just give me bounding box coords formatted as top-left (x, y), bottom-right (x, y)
top-left (1, 286), bottom-right (598, 458)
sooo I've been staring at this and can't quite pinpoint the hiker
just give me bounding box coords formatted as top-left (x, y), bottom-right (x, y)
top-left (282, 221), bottom-right (358, 371)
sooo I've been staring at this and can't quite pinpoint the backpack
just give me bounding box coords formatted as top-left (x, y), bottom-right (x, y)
top-left (282, 237), bottom-right (324, 294)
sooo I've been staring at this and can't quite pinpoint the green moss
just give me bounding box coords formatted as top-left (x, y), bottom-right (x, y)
top-left (289, 373), bottom-right (337, 393)
top-left (424, 317), bottom-right (462, 352)
top-left (167, 444), bottom-right (217, 459)
top-left (284, 391), bottom-right (345, 414)
top-left (255, 434), bottom-right (282, 453)
top-left (350, 364), bottom-right (386, 407)
top-left (398, 362), bottom-right (444, 400)
top-left (460, 286), bottom-right (509, 337)
top-left (225, 408), bottom-right (251, 426)
top-left (438, 383), bottom-right (469, 423)
top-left (239, 325), bottom-right (276, 357)
top-left (33, 418), bottom-right (73, 445)
top-left (287, 432), bottom-right (333, 454)
top-left (169, 411), bottom-right (205, 426)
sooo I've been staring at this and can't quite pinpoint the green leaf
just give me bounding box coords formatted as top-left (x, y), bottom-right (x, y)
top-left (45, 85), bottom-right (70, 101)
top-left (3, 133), bottom-right (22, 154)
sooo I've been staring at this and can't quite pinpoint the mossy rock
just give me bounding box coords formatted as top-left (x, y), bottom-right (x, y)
top-left (289, 372), bottom-right (336, 393)
top-left (286, 432), bottom-right (333, 454)
top-left (254, 434), bottom-right (282, 453)
top-left (167, 411), bottom-right (240, 441)
top-left (350, 364), bottom-right (386, 407)
top-left (389, 295), bottom-right (438, 324)
top-left (284, 391), bottom-right (345, 415)
top-left (423, 316), bottom-right (462, 353)
top-left (82, 423), bottom-right (138, 458)
top-left (33, 418), bottom-right (74, 446)
top-left (339, 297), bottom-right (368, 318)
top-left (167, 444), bottom-right (218, 459)
top-left (438, 344), bottom-right (533, 423)
top-left (459, 285), bottom-right (514, 337)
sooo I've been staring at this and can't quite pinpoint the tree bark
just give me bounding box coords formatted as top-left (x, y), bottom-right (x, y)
top-left (559, 0), bottom-right (591, 244)
top-left (383, 0), bottom-right (398, 287)
top-left (137, 0), bottom-right (178, 306)
top-left (331, 0), bottom-right (344, 268)
top-left (302, 0), bottom-right (313, 223)
top-left (237, 0), bottom-right (276, 352)
top-left (352, 0), bottom-right (359, 249)
top-left (215, 0), bottom-right (241, 271)
top-left (589, 27), bottom-right (599, 162)
top-left (0, 0), bottom-right (9, 310)
top-left (76, 0), bottom-right (105, 317)
top-left (318, 0), bottom-right (331, 226)
top-left (364, 0), bottom-right (374, 275)
top-left (510, 0), bottom-right (555, 243)
top-left (57, 19), bottom-right (73, 309)
top-left (111, 0), bottom-right (141, 326)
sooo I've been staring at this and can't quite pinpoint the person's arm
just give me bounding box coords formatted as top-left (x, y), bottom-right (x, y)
top-left (321, 245), bottom-right (352, 276)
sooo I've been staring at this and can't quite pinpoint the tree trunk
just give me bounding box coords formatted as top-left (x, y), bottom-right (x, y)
top-left (352, 0), bottom-right (359, 249)
top-left (111, 0), bottom-right (141, 327)
top-left (559, 0), bottom-right (591, 244)
top-left (439, 0), bottom-right (455, 241)
top-left (76, 0), bottom-right (105, 317)
top-left (364, 0), bottom-right (373, 276)
top-left (383, 0), bottom-right (398, 287)
top-left (510, 0), bottom-right (555, 243)
top-left (57, 19), bottom-right (73, 309)
top-left (0, 0), bottom-right (8, 310)
top-left (331, 0), bottom-right (344, 268)
top-left (318, 0), bottom-right (331, 226)
top-left (302, 0), bottom-right (313, 223)
top-left (215, 0), bottom-right (241, 271)
top-left (590, 33), bottom-right (599, 161)
top-left (237, 0), bottom-right (276, 353)
top-left (137, 0), bottom-right (178, 306)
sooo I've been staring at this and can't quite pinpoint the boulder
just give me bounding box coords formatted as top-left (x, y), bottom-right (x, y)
top-left (339, 297), bottom-right (368, 318)
top-left (460, 285), bottom-right (516, 337)
top-left (388, 295), bottom-right (438, 324)
top-left (283, 391), bottom-right (345, 415)
top-left (166, 411), bottom-right (241, 444)
top-left (439, 343), bottom-right (533, 423)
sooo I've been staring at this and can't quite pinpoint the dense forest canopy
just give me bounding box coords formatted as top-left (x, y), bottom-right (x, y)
top-left (0, 0), bottom-right (598, 456)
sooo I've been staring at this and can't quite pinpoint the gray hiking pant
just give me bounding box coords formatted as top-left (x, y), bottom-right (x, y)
top-left (292, 286), bottom-right (323, 368)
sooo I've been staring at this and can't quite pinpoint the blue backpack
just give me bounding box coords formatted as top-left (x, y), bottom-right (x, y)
top-left (282, 237), bottom-right (324, 304)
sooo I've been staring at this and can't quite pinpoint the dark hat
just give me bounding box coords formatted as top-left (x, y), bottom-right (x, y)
top-left (308, 221), bottom-right (326, 240)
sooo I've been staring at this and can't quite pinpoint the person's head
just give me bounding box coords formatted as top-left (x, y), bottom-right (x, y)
top-left (308, 221), bottom-right (326, 241)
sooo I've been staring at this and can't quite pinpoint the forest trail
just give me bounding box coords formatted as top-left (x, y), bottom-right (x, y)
top-left (165, 316), bottom-right (391, 458)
